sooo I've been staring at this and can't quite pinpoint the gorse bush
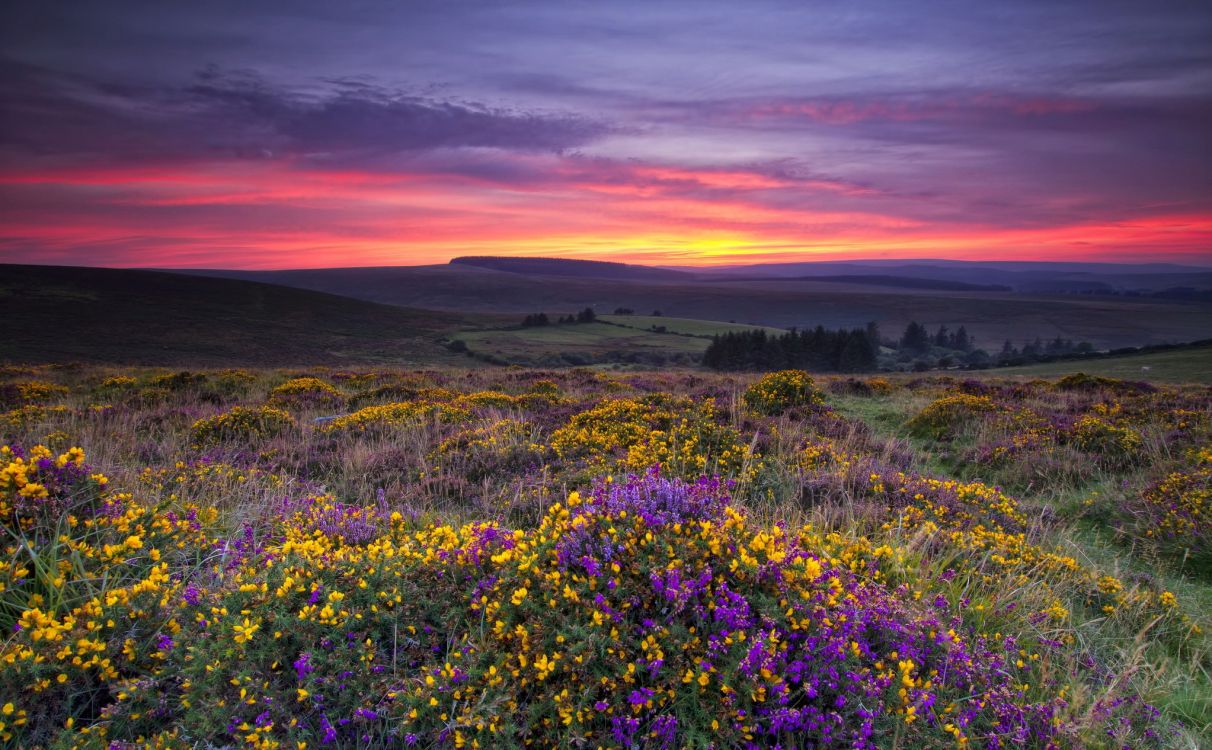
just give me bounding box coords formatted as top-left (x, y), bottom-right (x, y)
top-left (905, 394), bottom-right (1001, 440)
top-left (190, 405), bottom-right (295, 446)
top-left (1131, 446), bottom-right (1211, 574)
top-left (550, 396), bottom-right (755, 481)
top-left (268, 377), bottom-right (344, 409)
top-left (741, 370), bottom-right (825, 416)
top-left (320, 401), bottom-right (468, 433)
top-left (1, 465), bottom-right (1100, 749)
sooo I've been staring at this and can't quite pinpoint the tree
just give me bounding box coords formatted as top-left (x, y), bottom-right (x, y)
top-left (839, 333), bottom-right (876, 372)
top-left (865, 321), bottom-right (882, 358)
top-left (952, 326), bottom-right (971, 352)
top-left (900, 322), bottom-right (931, 353)
top-left (933, 325), bottom-right (950, 348)
top-left (576, 307), bottom-right (597, 324)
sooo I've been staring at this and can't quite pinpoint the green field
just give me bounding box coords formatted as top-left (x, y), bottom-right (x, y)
top-left (453, 321), bottom-right (707, 365)
top-left (598, 314), bottom-right (786, 337)
top-left (992, 343), bottom-right (1212, 384)
top-left (453, 316), bottom-right (784, 365)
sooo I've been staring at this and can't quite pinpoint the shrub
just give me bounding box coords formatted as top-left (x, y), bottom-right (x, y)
top-left (1131, 447), bottom-right (1211, 571)
top-left (905, 394), bottom-right (1000, 440)
top-left (31, 473), bottom-right (1081, 749)
top-left (190, 405), bottom-right (295, 446)
top-left (0, 380), bottom-right (69, 408)
top-left (320, 401), bottom-right (468, 433)
top-left (1070, 415), bottom-right (1143, 465)
top-left (742, 370), bottom-right (825, 416)
top-left (268, 376), bottom-right (344, 409)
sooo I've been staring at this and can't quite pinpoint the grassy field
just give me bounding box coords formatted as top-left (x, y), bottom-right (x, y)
top-left (452, 316), bottom-right (782, 366)
top-left (992, 343), bottom-right (1212, 384)
top-left (598, 314), bottom-right (786, 337)
top-left (2, 364), bottom-right (1209, 748)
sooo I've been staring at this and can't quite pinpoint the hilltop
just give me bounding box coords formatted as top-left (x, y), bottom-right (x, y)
top-left (0, 265), bottom-right (488, 366)
top-left (449, 255), bottom-right (693, 281)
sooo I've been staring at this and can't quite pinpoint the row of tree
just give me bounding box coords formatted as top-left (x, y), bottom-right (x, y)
top-left (703, 324), bottom-right (880, 372)
top-left (899, 322), bottom-right (972, 353)
top-left (520, 308), bottom-right (597, 327)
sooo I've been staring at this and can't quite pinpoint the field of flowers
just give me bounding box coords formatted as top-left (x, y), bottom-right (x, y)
top-left (1, 364), bottom-right (1209, 749)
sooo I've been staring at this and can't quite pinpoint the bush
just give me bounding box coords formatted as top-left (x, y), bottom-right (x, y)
top-left (268, 376), bottom-right (344, 409)
top-left (905, 394), bottom-right (1000, 440)
top-left (27, 472), bottom-right (1075, 749)
top-left (190, 405), bottom-right (295, 446)
top-left (742, 370), bottom-right (826, 416)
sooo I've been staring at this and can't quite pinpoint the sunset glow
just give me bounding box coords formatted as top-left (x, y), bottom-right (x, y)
top-left (2, 1), bottom-right (1210, 269)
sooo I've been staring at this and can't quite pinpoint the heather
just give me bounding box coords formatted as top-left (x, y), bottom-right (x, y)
top-left (1, 365), bottom-right (1209, 749)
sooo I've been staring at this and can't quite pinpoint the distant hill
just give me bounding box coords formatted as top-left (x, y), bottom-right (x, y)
top-left (0, 265), bottom-right (486, 366)
top-left (175, 263), bottom-right (1212, 351)
top-left (450, 256), bottom-right (693, 281)
top-left (791, 275), bottom-right (1011, 292)
top-left (686, 259), bottom-right (1212, 293)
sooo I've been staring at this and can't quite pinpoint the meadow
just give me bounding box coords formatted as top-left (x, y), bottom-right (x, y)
top-left (1, 364), bottom-right (1209, 749)
top-left (452, 316), bottom-right (785, 366)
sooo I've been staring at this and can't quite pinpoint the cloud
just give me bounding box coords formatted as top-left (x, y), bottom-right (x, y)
top-left (0, 59), bottom-right (609, 167)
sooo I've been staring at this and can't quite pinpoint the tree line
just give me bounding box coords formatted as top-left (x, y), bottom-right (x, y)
top-left (703, 324), bottom-right (880, 372)
top-left (520, 308), bottom-right (597, 327)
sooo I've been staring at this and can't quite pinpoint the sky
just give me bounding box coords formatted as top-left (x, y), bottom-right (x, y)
top-left (1, 0), bottom-right (1210, 269)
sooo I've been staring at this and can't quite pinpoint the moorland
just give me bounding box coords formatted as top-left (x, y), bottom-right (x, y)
top-left (1, 363), bottom-right (1209, 748)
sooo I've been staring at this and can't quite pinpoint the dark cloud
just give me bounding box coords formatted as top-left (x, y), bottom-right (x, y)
top-left (0, 59), bottom-right (608, 167)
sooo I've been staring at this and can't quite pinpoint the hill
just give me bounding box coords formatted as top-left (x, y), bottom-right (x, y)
top-left (178, 263), bottom-right (1212, 351)
top-left (449, 255), bottom-right (693, 281)
top-left (684, 259), bottom-right (1212, 293)
top-left (0, 265), bottom-right (487, 366)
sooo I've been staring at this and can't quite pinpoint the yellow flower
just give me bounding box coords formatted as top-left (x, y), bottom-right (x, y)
top-left (233, 618), bottom-right (261, 644)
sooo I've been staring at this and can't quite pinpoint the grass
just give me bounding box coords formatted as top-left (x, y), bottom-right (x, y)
top-left (453, 321), bottom-right (711, 365)
top-left (452, 315), bottom-right (784, 366)
top-left (991, 343), bottom-right (1212, 384)
top-left (598, 314), bottom-right (785, 337)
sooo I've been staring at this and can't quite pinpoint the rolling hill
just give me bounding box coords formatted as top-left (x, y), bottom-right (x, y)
top-left (178, 262), bottom-right (1212, 351)
top-left (449, 256), bottom-right (693, 281)
top-left (0, 265), bottom-right (491, 366)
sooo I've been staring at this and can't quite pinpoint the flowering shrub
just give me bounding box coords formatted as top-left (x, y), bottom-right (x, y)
top-left (905, 394), bottom-right (1001, 440)
top-left (268, 376), bottom-right (344, 409)
top-left (551, 396), bottom-right (754, 480)
top-left (0, 380), bottom-right (69, 408)
top-left (0, 367), bottom-right (1207, 749)
top-left (190, 405), bottom-right (295, 446)
top-left (1, 445), bottom-right (219, 745)
top-left (320, 400), bottom-right (469, 433)
top-left (1069, 415), bottom-right (1143, 466)
top-left (742, 370), bottom-right (825, 415)
top-left (0, 404), bottom-right (70, 436)
top-left (1132, 447), bottom-right (1211, 572)
top-left (6, 468), bottom-right (1096, 749)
